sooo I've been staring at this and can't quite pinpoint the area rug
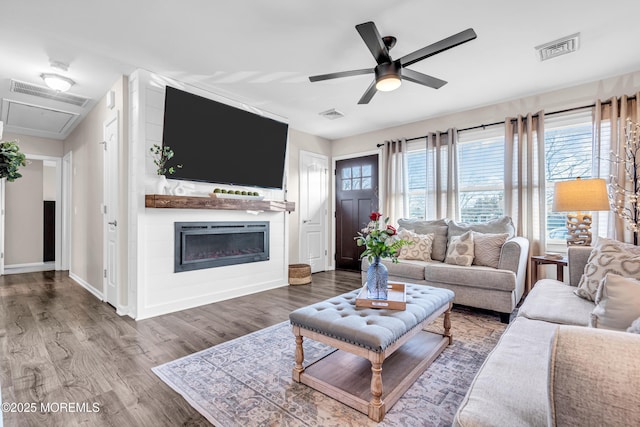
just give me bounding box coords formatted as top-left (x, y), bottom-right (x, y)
top-left (152, 307), bottom-right (507, 426)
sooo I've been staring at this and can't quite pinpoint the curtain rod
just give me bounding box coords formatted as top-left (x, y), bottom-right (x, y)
top-left (375, 95), bottom-right (636, 147)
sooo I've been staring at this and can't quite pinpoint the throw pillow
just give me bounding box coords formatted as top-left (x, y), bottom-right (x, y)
top-left (472, 232), bottom-right (509, 268)
top-left (397, 229), bottom-right (434, 262)
top-left (397, 218), bottom-right (449, 262)
top-left (590, 274), bottom-right (640, 331)
top-left (575, 237), bottom-right (640, 301)
top-left (445, 231), bottom-right (474, 266)
top-left (627, 317), bottom-right (640, 334)
top-left (447, 216), bottom-right (515, 243)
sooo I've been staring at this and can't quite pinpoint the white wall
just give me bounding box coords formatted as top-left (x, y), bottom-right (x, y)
top-left (331, 70), bottom-right (640, 157)
top-left (63, 76), bottom-right (128, 305)
top-left (129, 70), bottom-right (292, 319)
top-left (2, 133), bottom-right (64, 158)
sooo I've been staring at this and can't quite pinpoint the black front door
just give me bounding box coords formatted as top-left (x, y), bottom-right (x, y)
top-left (335, 155), bottom-right (379, 270)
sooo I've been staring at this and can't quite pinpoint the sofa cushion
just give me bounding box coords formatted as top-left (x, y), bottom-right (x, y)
top-left (548, 326), bottom-right (640, 427)
top-left (425, 262), bottom-right (516, 292)
top-left (473, 232), bottom-right (510, 268)
top-left (575, 237), bottom-right (640, 301)
top-left (397, 229), bottom-right (434, 261)
top-left (448, 216), bottom-right (515, 243)
top-left (397, 218), bottom-right (449, 262)
top-left (518, 279), bottom-right (593, 326)
top-left (590, 273), bottom-right (640, 331)
top-left (454, 317), bottom-right (556, 427)
top-left (445, 231), bottom-right (474, 266)
top-left (362, 258), bottom-right (428, 282)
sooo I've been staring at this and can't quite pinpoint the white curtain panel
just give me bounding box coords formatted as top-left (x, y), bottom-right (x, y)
top-left (594, 93), bottom-right (640, 244)
top-left (425, 129), bottom-right (459, 220)
top-left (383, 138), bottom-right (407, 224)
top-left (504, 112), bottom-right (546, 257)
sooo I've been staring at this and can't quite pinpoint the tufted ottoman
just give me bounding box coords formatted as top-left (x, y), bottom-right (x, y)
top-left (289, 283), bottom-right (454, 422)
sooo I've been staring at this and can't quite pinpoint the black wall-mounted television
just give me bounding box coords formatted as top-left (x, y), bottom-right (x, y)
top-left (161, 86), bottom-right (289, 189)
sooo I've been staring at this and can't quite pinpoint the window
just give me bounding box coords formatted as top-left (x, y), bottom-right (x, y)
top-left (341, 164), bottom-right (373, 191)
top-left (544, 110), bottom-right (603, 242)
top-left (457, 128), bottom-right (505, 223)
top-left (402, 109), bottom-right (609, 240)
top-left (406, 148), bottom-right (427, 219)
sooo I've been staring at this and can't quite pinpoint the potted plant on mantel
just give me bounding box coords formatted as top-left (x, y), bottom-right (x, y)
top-left (150, 143), bottom-right (182, 194)
top-left (0, 140), bottom-right (27, 182)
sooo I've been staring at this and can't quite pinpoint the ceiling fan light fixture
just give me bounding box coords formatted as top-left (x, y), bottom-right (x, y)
top-left (376, 75), bottom-right (401, 92)
top-left (41, 73), bottom-right (75, 92)
top-left (374, 62), bottom-right (402, 92)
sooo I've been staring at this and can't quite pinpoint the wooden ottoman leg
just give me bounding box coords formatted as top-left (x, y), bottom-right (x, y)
top-left (368, 352), bottom-right (386, 422)
top-left (292, 326), bottom-right (305, 381)
top-left (444, 302), bottom-right (453, 345)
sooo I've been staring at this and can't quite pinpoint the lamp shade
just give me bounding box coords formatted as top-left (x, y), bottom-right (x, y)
top-left (553, 177), bottom-right (610, 212)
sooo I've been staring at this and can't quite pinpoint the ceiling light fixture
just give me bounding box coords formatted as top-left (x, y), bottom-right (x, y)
top-left (374, 62), bottom-right (402, 92)
top-left (41, 73), bottom-right (75, 92)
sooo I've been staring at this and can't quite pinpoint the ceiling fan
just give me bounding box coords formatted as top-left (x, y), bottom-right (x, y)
top-left (309, 22), bottom-right (477, 104)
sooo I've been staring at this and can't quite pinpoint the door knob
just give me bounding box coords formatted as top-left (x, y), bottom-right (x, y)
top-left (108, 220), bottom-right (117, 226)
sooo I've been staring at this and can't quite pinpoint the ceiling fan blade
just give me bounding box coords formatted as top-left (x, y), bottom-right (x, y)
top-left (358, 80), bottom-right (377, 104)
top-left (399, 28), bottom-right (477, 68)
top-left (355, 21), bottom-right (391, 64)
top-left (309, 68), bottom-right (373, 82)
top-left (402, 68), bottom-right (447, 89)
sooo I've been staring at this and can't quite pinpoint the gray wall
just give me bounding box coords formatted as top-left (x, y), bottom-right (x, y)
top-left (5, 160), bottom-right (43, 265)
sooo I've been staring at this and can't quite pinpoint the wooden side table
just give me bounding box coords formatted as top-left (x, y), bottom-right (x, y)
top-left (530, 255), bottom-right (568, 288)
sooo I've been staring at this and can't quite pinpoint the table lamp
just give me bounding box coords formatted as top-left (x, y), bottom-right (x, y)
top-left (552, 177), bottom-right (609, 245)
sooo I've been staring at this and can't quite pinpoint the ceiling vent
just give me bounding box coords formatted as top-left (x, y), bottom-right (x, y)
top-left (319, 108), bottom-right (344, 120)
top-left (10, 79), bottom-right (89, 107)
top-left (535, 33), bottom-right (580, 61)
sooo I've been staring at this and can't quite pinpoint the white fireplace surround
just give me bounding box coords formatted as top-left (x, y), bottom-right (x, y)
top-left (128, 70), bottom-right (290, 319)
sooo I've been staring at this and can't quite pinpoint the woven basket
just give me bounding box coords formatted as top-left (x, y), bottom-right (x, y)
top-left (289, 264), bottom-right (312, 285)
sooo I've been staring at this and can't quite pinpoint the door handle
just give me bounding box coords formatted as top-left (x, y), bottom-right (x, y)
top-left (303, 220), bottom-right (309, 224)
top-left (108, 220), bottom-right (117, 226)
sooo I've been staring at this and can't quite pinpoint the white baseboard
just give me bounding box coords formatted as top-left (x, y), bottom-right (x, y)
top-left (69, 272), bottom-right (104, 301)
top-left (3, 262), bottom-right (55, 274)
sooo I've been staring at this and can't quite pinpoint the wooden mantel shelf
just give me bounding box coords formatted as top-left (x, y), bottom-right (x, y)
top-left (145, 194), bottom-right (295, 212)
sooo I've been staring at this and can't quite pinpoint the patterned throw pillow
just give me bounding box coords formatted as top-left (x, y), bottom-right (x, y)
top-left (445, 231), bottom-right (474, 266)
top-left (575, 237), bottom-right (640, 301)
top-left (472, 232), bottom-right (509, 269)
top-left (398, 218), bottom-right (449, 262)
top-left (590, 274), bottom-right (640, 330)
top-left (397, 229), bottom-right (434, 261)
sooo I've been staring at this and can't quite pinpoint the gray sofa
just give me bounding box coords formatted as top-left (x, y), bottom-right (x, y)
top-left (361, 217), bottom-right (529, 322)
top-left (454, 245), bottom-right (640, 426)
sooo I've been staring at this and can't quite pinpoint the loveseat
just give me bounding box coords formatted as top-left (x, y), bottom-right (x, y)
top-left (454, 241), bottom-right (640, 426)
top-left (361, 217), bottom-right (529, 322)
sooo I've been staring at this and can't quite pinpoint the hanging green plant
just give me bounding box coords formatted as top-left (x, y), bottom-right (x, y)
top-left (0, 140), bottom-right (27, 182)
top-left (150, 144), bottom-right (182, 176)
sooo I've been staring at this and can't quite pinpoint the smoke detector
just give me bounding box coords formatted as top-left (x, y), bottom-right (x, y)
top-left (319, 108), bottom-right (344, 120)
top-left (535, 33), bottom-right (580, 61)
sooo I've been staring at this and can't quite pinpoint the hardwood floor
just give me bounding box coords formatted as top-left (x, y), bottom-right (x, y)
top-left (0, 270), bottom-right (362, 426)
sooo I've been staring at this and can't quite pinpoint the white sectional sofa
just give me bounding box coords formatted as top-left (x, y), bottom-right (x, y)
top-left (361, 217), bottom-right (529, 323)
top-left (454, 244), bottom-right (640, 426)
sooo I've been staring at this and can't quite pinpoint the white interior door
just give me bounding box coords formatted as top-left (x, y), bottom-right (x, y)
top-left (103, 114), bottom-right (119, 307)
top-left (300, 151), bottom-right (328, 273)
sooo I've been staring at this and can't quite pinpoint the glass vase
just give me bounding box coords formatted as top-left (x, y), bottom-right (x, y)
top-left (366, 256), bottom-right (388, 300)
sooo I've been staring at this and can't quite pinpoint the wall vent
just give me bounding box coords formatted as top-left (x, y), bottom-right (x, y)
top-left (319, 108), bottom-right (345, 120)
top-left (10, 79), bottom-right (90, 107)
top-left (535, 33), bottom-right (580, 61)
